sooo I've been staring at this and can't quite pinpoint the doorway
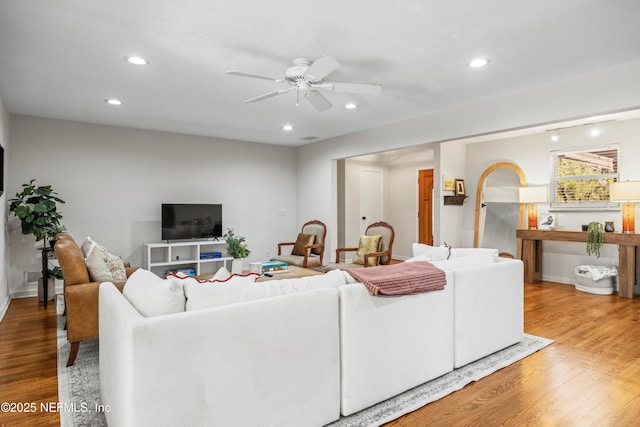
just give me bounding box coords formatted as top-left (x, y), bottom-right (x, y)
top-left (418, 169), bottom-right (434, 245)
top-left (359, 169), bottom-right (383, 235)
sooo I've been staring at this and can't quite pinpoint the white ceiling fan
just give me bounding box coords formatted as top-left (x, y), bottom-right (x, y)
top-left (226, 55), bottom-right (382, 111)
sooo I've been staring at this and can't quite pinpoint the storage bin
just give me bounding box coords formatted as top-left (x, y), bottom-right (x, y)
top-left (574, 266), bottom-right (615, 295)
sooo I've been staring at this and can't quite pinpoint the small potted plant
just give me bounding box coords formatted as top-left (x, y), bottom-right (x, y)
top-left (224, 228), bottom-right (250, 273)
top-left (9, 179), bottom-right (65, 246)
top-left (45, 224), bottom-right (68, 248)
top-left (586, 221), bottom-right (604, 258)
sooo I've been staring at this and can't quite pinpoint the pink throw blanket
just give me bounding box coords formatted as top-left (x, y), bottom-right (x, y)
top-left (345, 261), bottom-right (446, 296)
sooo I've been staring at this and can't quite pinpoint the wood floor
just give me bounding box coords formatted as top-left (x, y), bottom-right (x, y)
top-left (1, 282), bottom-right (639, 426)
top-left (0, 298), bottom-right (59, 426)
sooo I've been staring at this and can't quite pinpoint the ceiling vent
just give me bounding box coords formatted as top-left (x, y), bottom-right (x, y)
top-left (301, 136), bottom-right (318, 141)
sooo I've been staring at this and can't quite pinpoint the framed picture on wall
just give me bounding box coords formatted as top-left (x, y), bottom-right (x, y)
top-left (443, 177), bottom-right (455, 191)
top-left (455, 179), bottom-right (466, 196)
top-left (539, 213), bottom-right (556, 229)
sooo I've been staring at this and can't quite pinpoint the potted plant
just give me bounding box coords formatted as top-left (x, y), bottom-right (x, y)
top-left (9, 179), bottom-right (65, 246)
top-left (224, 228), bottom-right (250, 273)
top-left (48, 266), bottom-right (64, 281)
top-left (586, 221), bottom-right (604, 258)
top-left (45, 223), bottom-right (68, 248)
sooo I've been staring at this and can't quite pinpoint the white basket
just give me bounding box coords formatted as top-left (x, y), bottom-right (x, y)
top-left (574, 267), bottom-right (614, 295)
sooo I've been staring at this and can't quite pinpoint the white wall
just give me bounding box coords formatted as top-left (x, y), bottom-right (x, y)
top-left (343, 158), bottom-right (390, 259)
top-left (297, 61), bottom-right (640, 260)
top-left (438, 141), bottom-right (467, 247)
top-left (465, 117), bottom-right (640, 285)
top-left (0, 95), bottom-right (10, 319)
top-left (388, 158), bottom-right (434, 259)
top-left (8, 116), bottom-right (297, 297)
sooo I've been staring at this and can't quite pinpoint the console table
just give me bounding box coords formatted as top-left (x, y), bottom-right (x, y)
top-left (516, 229), bottom-right (640, 298)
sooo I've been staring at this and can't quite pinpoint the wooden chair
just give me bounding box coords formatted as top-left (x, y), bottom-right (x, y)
top-left (271, 220), bottom-right (326, 268)
top-left (327, 221), bottom-right (395, 270)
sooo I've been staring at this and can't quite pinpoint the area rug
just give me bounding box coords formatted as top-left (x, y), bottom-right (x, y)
top-left (56, 296), bottom-right (552, 427)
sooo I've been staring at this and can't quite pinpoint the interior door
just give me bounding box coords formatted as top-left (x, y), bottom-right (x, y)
top-left (359, 169), bottom-right (383, 235)
top-left (418, 169), bottom-right (434, 245)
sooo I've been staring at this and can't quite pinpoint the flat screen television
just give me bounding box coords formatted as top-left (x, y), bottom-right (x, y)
top-left (162, 204), bottom-right (222, 241)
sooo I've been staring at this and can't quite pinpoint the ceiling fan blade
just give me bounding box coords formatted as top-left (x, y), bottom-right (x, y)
top-left (305, 90), bottom-right (332, 111)
top-left (226, 70), bottom-right (283, 82)
top-left (244, 87), bottom-right (294, 103)
top-left (304, 55), bottom-right (340, 81)
top-left (318, 81), bottom-right (383, 95)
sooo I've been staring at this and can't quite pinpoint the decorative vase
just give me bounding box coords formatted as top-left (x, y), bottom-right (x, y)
top-left (231, 258), bottom-right (243, 274)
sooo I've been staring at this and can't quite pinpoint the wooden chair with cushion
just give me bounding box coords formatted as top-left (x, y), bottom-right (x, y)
top-left (325, 221), bottom-right (395, 271)
top-left (271, 220), bottom-right (326, 268)
top-left (55, 233), bottom-right (137, 366)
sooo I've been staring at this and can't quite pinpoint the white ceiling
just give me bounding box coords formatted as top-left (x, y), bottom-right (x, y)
top-left (1, 0), bottom-right (639, 147)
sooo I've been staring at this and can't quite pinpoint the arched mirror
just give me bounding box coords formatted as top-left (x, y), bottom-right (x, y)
top-left (473, 162), bottom-right (526, 257)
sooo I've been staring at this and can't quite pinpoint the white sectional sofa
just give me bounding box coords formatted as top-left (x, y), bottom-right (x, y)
top-left (99, 251), bottom-right (523, 426)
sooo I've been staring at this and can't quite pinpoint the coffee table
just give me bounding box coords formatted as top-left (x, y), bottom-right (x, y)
top-left (256, 265), bottom-right (324, 282)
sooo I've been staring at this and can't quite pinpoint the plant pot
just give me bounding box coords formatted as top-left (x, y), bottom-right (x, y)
top-left (231, 258), bottom-right (243, 274)
top-left (37, 278), bottom-right (56, 302)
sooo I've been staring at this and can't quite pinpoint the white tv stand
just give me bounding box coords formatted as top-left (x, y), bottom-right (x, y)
top-left (143, 240), bottom-right (231, 278)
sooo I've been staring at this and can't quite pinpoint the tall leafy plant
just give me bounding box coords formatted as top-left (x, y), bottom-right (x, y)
top-left (9, 179), bottom-right (65, 242)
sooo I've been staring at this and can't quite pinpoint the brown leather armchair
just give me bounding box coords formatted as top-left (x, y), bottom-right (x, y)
top-left (54, 233), bottom-right (137, 366)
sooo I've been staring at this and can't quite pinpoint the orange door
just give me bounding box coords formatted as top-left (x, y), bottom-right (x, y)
top-left (418, 169), bottom-right (434, 245)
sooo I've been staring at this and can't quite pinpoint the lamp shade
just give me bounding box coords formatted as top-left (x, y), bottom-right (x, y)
top-left (610, 181), bottom-right (640, 202)
top-left (519, 187), bottom-right (547, 204)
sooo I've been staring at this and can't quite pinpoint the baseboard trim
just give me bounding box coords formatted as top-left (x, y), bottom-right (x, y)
top-left (0, 295), bottom-right (9, 324)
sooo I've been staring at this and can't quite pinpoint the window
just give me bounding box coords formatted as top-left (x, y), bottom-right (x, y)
top-left (550, 145), bottom-right (619, 210)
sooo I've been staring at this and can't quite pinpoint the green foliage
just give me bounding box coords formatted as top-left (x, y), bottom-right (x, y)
top-left (9, 179), bottom-right (65, 241)
top-left (223, 228), bottom-right (250, 259)
top-left (586, 221), bottom-right (604, 258)
top-left (48, 266), bottom-right (64, 280)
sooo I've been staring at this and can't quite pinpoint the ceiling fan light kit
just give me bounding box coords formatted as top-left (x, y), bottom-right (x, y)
top-left (226, 55), bottom-right (382, 111)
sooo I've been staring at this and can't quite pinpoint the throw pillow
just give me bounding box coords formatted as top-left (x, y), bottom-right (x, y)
top-left (352, 235), bottom-right (382, 266)
top-left (291, 233), bottom-right (316, 256)
top-left (411, 243), bottom-right (450, 261)
top-left (450, 247), bottom-right (499, 261)
top-left (123, 269), bottom-right (186, 316)
top-left (85, 242), bottom-right (127, 281)
top-left (430, 253), bottom-right (496, 271)
top-left (212, 266), bottom-right (231, 281)
top-left (80, 236), bottom-right (96, 258)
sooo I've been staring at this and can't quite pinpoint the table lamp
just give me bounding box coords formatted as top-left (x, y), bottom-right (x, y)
top-left (610, 181), bottom-right (640, 233)
top-left (519, 187), bottom-right (547, 230)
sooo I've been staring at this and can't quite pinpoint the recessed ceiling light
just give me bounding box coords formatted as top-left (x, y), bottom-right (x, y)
top-left (550, 133), bottom-right (560, 142)
top-left (282, 124), bottom-right (293, 131)
top-left (125, 56), bottom-right (148, 65)
top-left (344, 103), bottom-right (358, 109)
top-left (590, 128), bottom-right (601, 137)
top-left (105, 98), bottom-right (123, 106)
top-left (469, 58), bottom-right (491, 68)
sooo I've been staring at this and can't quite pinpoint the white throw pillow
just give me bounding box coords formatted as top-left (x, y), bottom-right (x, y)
top-left (184, 270), bottom-right (346, 311)
top-left (123, 269), bottom-right (186, 316)
top-left (451, 247), bottom-right (499, 261)
top-left (212, 266), bottom-right (231, 281)
top-left (430, 253), bottom-right (496, 271)
top-left (80, 236), bottom-right (95, 258)
top-left (85, 242), bottom-right (127, 281)
top-left (410, 243), bottom-right (450, 261)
